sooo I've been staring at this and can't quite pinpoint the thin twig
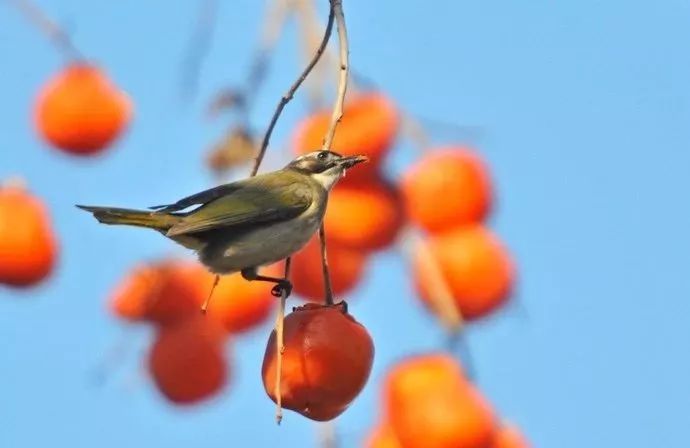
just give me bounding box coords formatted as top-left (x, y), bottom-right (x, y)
top-left (405, 230), bottom-right (464, 332)
top-left (318, 224), bottom-right (334, 305)
top-left (244, 0), bottom-right (291, 111)
top-left (320, 0), bottom-right (349, 151)
top-left (316, 0), bottom-right (349, 307)
top-left (317, 421), bottom-right (338, 448)
top-left (179, 0), bottom-right (218, 102)
top-left (249, 2), bottom-right (335, 177)
top-left (274, 256), bottom-right (291, 424)
top-left (8, 0), bottom-right (84, 61)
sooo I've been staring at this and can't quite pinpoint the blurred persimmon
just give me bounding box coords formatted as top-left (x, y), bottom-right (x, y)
top-left (0, 181), bottom-right (57, 288)
top-left (149, 314), bottom-right (228, 405)
top-left (109, 260), bottom-right (202, 325)
top-left (402, 148), bottom-right (492, 233)
top-left (324, 178), bottom-right (404, 251)
top-left (293, 92), bottom-right (398, 182)
top-left (385, 354), bottom-right (497, 448)
top-left (365, 422), bottom-right (402, 448)
top-left (34, 63), bottom-right (132, 155)
top-left (291, 235), bottom-right (368, 301)
top-left (414, 225), bottom-right (514, 320)
top-left (202, 265), bottom-right (279, 334)
top-left (491, 424), bottom-right (530, 448)
top-left (262, 302), bottom-right (374, 421)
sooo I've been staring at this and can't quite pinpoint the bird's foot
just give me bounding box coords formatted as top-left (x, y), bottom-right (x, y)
top-left (271, 280), bottom-right (293, 298)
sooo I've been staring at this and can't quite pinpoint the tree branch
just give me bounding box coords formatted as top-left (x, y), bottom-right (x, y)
top-left (8, 0), bottom-right (84, 61)
top-left (317, 0), bottom-right (349, 305)
top-left (249, 2), bottom-right (335, 177)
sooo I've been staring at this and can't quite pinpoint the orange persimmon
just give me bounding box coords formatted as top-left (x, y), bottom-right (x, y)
top-left (109, 260), bottom-right (202, 325)
top-left (324, 178), bottom-right (404, 251)
top-left (414, 225), bottom-right (514, 320)
top-left (262, 302), bottom-right (374, 421)
top-left (34, 63), bottom-right (132, 155)
top-left (0, 181), bottom-right (57, 288)
top-left (365, 422), bottom-right (402, 448)
top-left (402, 148), bottom-right (492, 233)
top-left (202, 265), bottom-right (280, 334)
top-left (293, 92), bottom-right (398, 181)
top-left (148, 314), bottom-right (228, 405)
top-left (385, 354), bottom-right (497, 448)
top-left (491, 424), bottom-right (531, 448)
top-left (290, 235), bottom-right (368, 301)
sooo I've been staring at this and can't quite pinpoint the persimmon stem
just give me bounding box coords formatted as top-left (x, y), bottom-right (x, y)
top-left (250, 2), bottom-right (335, 177)
top-left (201, 274), bottom-right (220, 314)
top-left (8, 0), bottom-right (84, 61)
top-left (318, 224), bottom-right (334, 305)
top-left (314, 0), bottom-right (349, 308)
top-left (274, 256), bottom-right (291, 425)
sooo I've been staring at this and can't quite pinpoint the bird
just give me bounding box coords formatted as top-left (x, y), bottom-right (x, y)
top-left (77, 150), bottom-right (368, 303)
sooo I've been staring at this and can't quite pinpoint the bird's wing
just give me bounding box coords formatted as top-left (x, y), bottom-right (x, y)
top-left (149, 183), bottom-right (244, 213)
top-left (165, 175), bottom-right (314, 237)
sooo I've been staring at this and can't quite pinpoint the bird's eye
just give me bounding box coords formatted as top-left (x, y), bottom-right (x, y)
top-left (317, 151), bottom-right (328, 160)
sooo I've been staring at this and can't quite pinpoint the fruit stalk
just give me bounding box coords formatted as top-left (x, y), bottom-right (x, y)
top-left (317, 0), bottom-right (350, 307)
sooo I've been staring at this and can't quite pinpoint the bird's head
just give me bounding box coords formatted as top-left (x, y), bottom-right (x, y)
top-left (286, 150), bottom-right (368, 190)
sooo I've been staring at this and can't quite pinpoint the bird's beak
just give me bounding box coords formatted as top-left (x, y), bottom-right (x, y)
top-left (337, 154), bottom-right (369, 169)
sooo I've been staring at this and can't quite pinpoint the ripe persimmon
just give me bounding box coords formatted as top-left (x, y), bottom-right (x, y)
top-left (491, 424), bottom-right (531, 448)
top-left (109, 260), bottom-right (202, 325)
top-left (290, 235), bottom-right (368, 301)
top-left (262, 302), bottom-right (374, 421)
top-left (148, 314), bottom-right (228, 405)
top-left (365, 422), bottom-right (402, 448)
top-left (324, 178), bottom-right (404, 251)
top-left (402, 148), bottom-right (492, 233)
top-left (293, 92), bottom-right (398, 181)
top-left (202, 265), bottom-right (279, 334)
top-left (0, 181), bottom-right (57, 288)
top-left (385, 354), bottom-right (497, 448)
top-left (34, 63), bottom-right (132, 155)
top-left (414, 225), bottom-right (514, 320)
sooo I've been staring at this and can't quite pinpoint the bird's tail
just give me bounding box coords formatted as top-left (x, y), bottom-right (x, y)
top-left (76, 205), bottom-right (180, 231)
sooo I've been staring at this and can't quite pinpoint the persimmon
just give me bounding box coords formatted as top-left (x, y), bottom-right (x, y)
top-left (385, 354), bottom-right (497, 448)
top-left (402, 148), bottom-right (492, 233)
top-left (202, 265), bottom-right (280, 334)
top-left (148, 314), bottom-right (228, 405)
top-left (262, 302), bottom-right (374, 421)
top-left (109, 260), bottom-right (202, 325)
top-left (293, 92), bottom-right (398, 181)
top-left (0, 181), bottom-right (57, 287)
top-left (290, 235), bottom-right (368, 301)
top-left (34, 63), bottom-right (132, 155)
top-left (324, 178), bottom-right (404, 251)
top-left (414, 225), bottom-right (514, 320)
top-left (491, 424), bottom-right (530, 448)
top-left (365, 422), bottom-right (402, 448)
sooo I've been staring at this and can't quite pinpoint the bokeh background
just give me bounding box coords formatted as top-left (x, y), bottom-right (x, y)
top-left (2, 1), bottom-right (690, 447)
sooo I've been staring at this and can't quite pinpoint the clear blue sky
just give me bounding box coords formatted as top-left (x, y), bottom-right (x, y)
top-left (1, 1), bottom-right (689, 447)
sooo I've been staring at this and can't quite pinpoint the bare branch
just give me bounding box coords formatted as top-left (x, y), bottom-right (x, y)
top-left (250, 2), bottom-right (335, 177)
top-left (274, 256), bottom-right (291, 424)
top-left (320, 0), bottom-right (349, 151)
top-left (317, 0), bottom-right (349, 305)
top-left (8, 0), bottom-right (84, 61)
top-left (318, 224), bottom-right (335, 305)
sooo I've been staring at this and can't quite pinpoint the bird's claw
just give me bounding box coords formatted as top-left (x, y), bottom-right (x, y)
top-left (271, 280), bottom-right (293, 298)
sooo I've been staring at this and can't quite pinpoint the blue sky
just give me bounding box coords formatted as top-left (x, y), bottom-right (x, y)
top-left (1, 1), bottom-right (690, 447)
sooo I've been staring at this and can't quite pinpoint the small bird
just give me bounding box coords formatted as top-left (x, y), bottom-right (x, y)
top-left (77, 150), bottom-right (367, 301)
